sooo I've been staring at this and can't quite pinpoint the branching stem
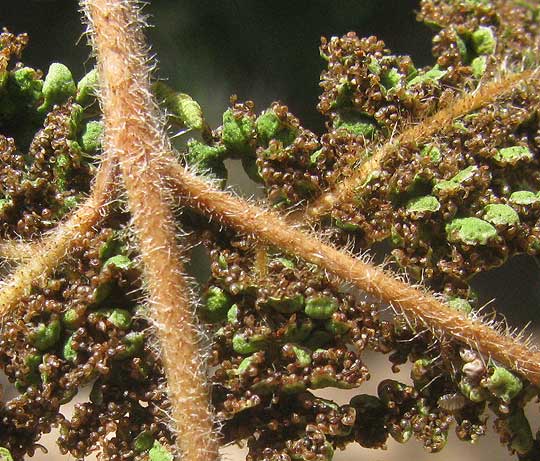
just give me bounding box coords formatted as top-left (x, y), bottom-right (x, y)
top-left (0, 153), bottom-right (116, 318)
top-left (1, 7), bottom-right (539, 461)
top-left (306, 69), bottom-right (537, 219)
top-left (167, 162), bottom-right (540, 386)
top-left (82, 1), bottom-right (219, 461)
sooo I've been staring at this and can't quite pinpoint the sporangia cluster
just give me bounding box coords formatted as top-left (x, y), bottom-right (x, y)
top-left (0, 0), bottom-right (540, 460)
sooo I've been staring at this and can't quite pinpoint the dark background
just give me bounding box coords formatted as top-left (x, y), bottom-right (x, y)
top-left (1, 0), bottom-right (539, 328)
top-left (0, 0), bottom-right (433, 130)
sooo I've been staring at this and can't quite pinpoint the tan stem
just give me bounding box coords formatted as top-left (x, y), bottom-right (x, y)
top-left (167, 161), bottom-right (540, 386)
top-left (0, 153), bottom-right (116, 318)
top-left (306, 69), bottom-right (537, 219)
top-left (0, 239), bottom-right (37, 262)
top-left (82, 1), bottom-right (219, 460)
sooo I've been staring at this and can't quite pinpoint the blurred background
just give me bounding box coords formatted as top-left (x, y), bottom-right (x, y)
top-left (1, 0), bottom-right (539, 460)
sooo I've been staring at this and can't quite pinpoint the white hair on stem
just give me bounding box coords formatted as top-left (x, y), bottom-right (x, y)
top-left (80, 1), bottom-right (219, 460)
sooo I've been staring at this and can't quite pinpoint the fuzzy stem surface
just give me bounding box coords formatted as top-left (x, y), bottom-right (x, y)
top-left (168, 161), bottom-right (540, 386)
top-left (307, 70), bottom-right (536, 219)
top-left (0, 153), bottom-right (116, 318)
top-left (0, 239), bottom-right (43, 262)
top-left (82, 1), bottom-right (219, 460)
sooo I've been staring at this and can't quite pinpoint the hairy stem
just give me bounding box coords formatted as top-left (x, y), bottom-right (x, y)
top-left (0, 153), bottom-right (115, 318)
top-left (167, 161), bottom-right (540, 386)
top-left (82, 1), bottom-right (218, 460)
top-left (306, 69), bottom-right (537, 219)
top-left (0, 239), bottom-right (37, 262)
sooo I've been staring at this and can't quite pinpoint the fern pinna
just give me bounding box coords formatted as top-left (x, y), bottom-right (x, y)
top-left (0, 1), bottom-right (539, 460)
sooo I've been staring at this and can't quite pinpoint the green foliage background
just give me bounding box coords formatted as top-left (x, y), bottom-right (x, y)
top-left (2, 0), bottom-right (432, 130)
top-left (2, 0), bottom-right (540, 355)
top-left (1, 3), bottom-right (540, 460)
